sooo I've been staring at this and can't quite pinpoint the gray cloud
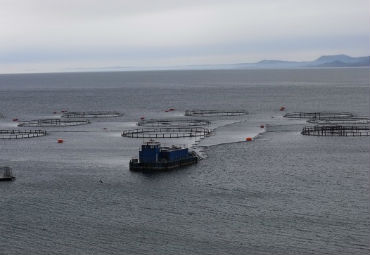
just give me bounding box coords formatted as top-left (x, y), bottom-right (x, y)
top-left (0, 0), bottom-right (369, 73)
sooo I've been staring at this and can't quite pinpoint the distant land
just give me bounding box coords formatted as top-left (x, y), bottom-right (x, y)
top-left (169, 54), bottom-right (370, 71)
top-left (67, 54), bottom-right (370, 72)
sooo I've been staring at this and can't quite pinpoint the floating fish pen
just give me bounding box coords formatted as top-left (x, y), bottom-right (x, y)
top-left (62, 111), bottom-right (122, 118)
top-left (284, 112), bottom-right (353, 119)
top-left (0, 167), bottom-right (15, 181)
top-left (18, 118), bottom-right (90, 127)
top-left (301, 125), bottom-right (370, 136)
top-left (122, 127), bottom-right (211, 139)
top-left (185, 109), bottom-right (248, 117)
top-left (307, 116), bottom-right (370, 125)
top-left (0, 129), bottom-right (47, 139)
top-left (138, 118), bottom-right (211, 127)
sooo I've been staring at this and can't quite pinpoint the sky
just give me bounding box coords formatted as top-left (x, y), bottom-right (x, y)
top-left (0, 0), bottom-right (369, 74)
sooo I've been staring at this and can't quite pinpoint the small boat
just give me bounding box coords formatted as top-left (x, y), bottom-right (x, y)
top-left (129, 140), bottom-right (198, 171)
top-left (0, 167), bottom-right (16, 181)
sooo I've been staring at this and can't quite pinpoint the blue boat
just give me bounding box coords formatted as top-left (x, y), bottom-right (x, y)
top-left (129, 141), bottom-right (198, 171)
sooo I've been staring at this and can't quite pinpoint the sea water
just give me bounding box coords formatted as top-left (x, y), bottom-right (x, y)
top-left (0, 68), bottom-right (369, 254)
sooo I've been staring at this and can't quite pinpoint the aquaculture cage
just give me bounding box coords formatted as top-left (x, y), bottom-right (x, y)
top-left (122, 127), bottom-right (212, 139)
top-left (62, 111), bottom-right (122, 118)
top-left (284, 112), bottom-right (353, 119)
top-left (18, 118), bottom-right (90, 127)
top-left (301, 125), bottom-right (370, 136)
top-left (307, 116), bottom-right (370, 125)
top-left (138, 118), bottom-right (211, 127)
top-left (185, 109), bottom-right (248, 117)
top-left (0, 129), bottom-right (47, 139)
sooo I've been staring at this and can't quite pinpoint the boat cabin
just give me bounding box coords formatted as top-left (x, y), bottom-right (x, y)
top-left (139, 141), bottom-right (189, 163)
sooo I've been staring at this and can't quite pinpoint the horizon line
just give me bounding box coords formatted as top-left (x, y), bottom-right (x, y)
top-left (1, 53), bottom-right (369, 75)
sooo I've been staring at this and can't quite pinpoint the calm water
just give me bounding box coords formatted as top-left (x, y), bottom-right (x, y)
top-left (0, 68), bottom-right (369, 254)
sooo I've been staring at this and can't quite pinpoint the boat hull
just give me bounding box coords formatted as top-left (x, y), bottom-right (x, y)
top-left (130, 156), bottom-right (198, 172)
top-left (0, 176), bottom-right (16, 181)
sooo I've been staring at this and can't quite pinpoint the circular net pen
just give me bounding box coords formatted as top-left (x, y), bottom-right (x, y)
top-left (122, 127), bottom-right (211, 139)
top-left (138, 118), bottom-right (211, 127)
top-left (185, 109), bottom-right (248, 117)
top-left (17, 118), bottom-right (90, 127)
top-left (62, 111), bottom-right (122, 118)
top-left (284, 112), bottom-right (353, 120)
top-left (0, 129), bottom-right (47, 139)
top-left (307, 116), bottom-right (370, 125)
top-left (301, 125), bottom-right (370, 136)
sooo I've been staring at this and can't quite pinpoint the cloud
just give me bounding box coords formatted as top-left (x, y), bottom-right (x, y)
top-left (0, 0), bottom-right (369, 73)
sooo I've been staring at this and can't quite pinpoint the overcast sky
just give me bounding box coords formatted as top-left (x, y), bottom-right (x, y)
top-left (0, 0), bottom-right (369, 73)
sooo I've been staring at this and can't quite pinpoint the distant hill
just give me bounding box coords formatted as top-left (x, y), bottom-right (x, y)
top-left (230, 54), bottom-right (370, 69)
top-left (155, 54), bottom-right (370, 71)
top-left (310, 55), bottom-right (370, 67)
top-left (66, 54), bottom-right (370, 72)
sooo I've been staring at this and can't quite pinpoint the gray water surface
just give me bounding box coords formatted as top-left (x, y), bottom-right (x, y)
top-left (0, 68), bottom-right (369, 254)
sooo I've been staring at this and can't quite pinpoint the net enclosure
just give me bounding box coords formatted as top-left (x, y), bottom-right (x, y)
top-left (185, 109), bottom-right (248, 117)
top-left (0, 129), bottom-right (47, 139)
top-left (138, 118), bottom-right (211, 127)
top-left (18, 118), bottom-right (90, 127)
top-left (122, 127), bottom-right (211, 139)
top-left (284, 112), bottom-right (354, 119)
top-left (307, 116), bottom-right (370, 125)
top-left (62, 111), bottom-right (122, 118)
top-left (301, 125), bottom-right (370, 136)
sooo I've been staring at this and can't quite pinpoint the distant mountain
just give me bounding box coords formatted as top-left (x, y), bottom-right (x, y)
top-left (310, 55), bottom-right (370, 67)
top-left (160, 54), bottom-right (370, 70)
top-left (315, 54), bottom-right (355, 63)
top-left (66, 54), bottom-right (370, 72)
top-left (230, 54), bottom-right (370, 69)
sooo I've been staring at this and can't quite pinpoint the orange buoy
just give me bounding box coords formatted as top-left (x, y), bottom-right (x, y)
top-left (57, 139), bottom-right (64, 143)
top-left (260, 124), bottom-right (265, 128)
top-left (246, 137), bottom-right (253, 141)
top-left (280, 106), bottom-right (286, 111)
top-left (12, 118), bottom-right (18, 122)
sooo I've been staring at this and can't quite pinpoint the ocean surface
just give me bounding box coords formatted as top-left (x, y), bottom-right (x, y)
top-left (0, 68), bottom-right (369, 254)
